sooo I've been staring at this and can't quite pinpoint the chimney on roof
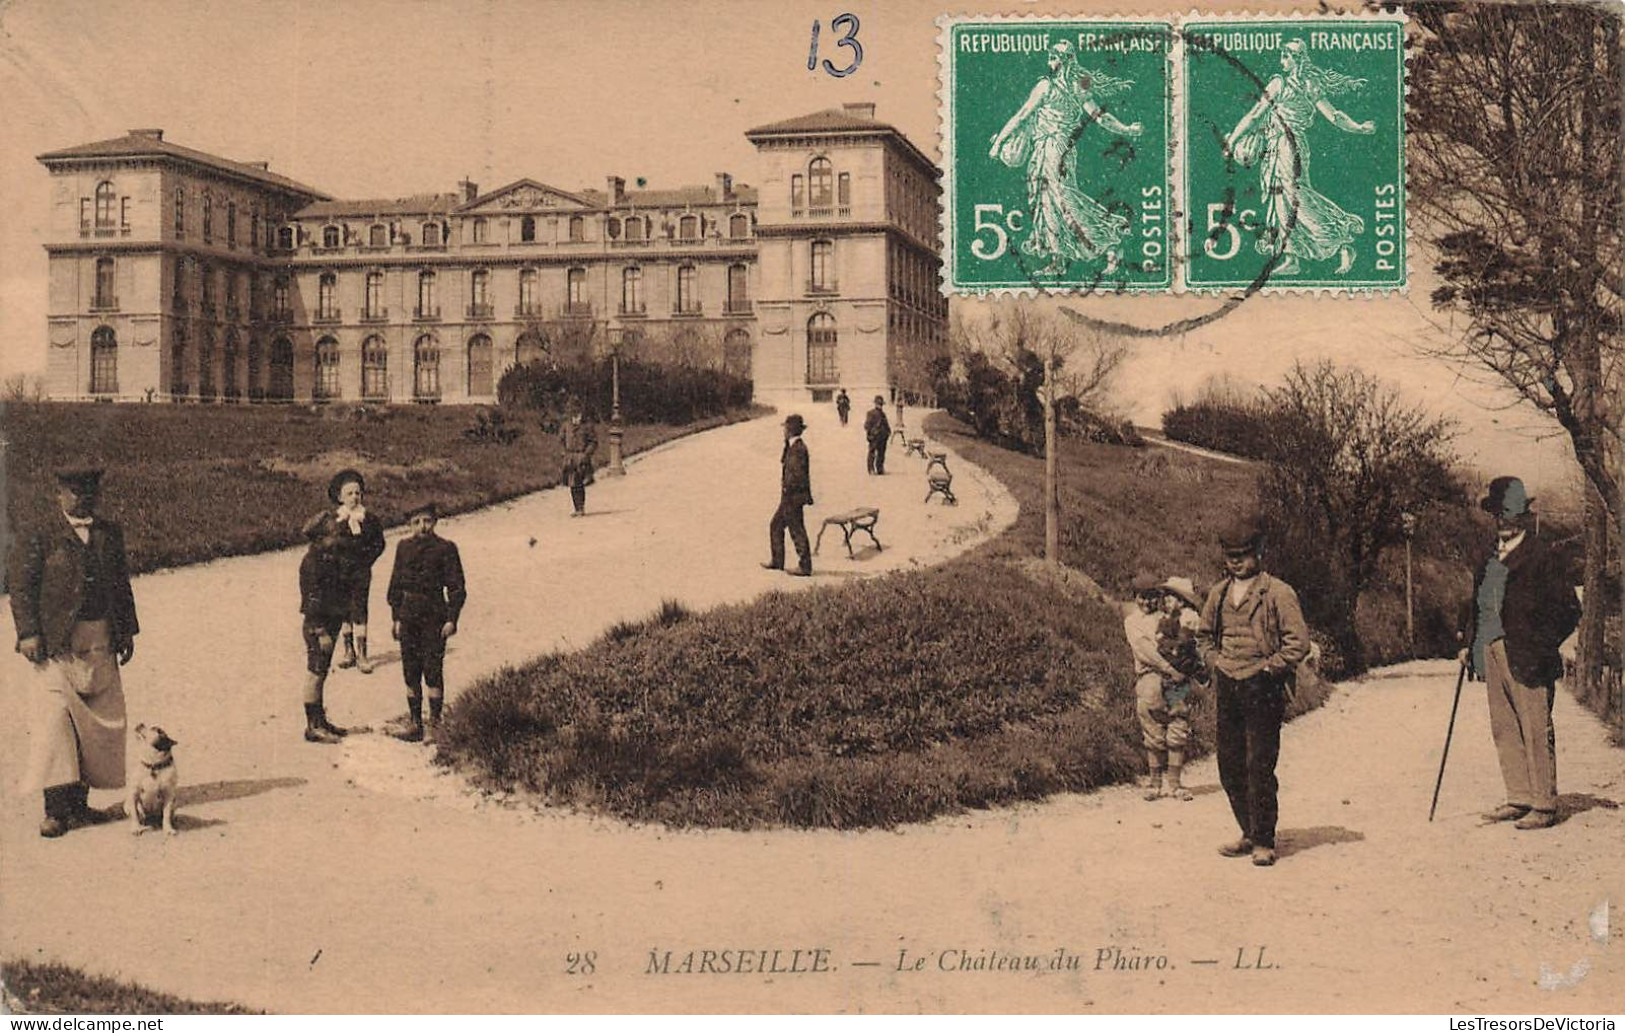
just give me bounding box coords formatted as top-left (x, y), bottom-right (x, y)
top-left (129, 128), bottom-right (165, 141)
top-left (606, 175), bottom-right (625, 204)
top-left (458, 178), bottom-right (479, 203)
top-left (841, 102), bottom-right (876, 120)
top-left (250, 161), bottom-right (271, 170)
top-left (714, 173), bottom-right (733, 199)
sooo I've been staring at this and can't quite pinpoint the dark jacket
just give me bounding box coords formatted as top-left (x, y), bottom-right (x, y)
top-left (10, 513), bottom-right (139, 660)
top-left (387, 532), bottom-right (468, 625)
top-left (781, 437), bottom-right (813, 506)
top-left (835, 392), bottom-right (851, 414)
top-left (864, 407), bottom-right (891, 443)
top-left (1464, 531), bottom-right (1580, 686)
top-left (303, 509), bottom-right (386, 584)
top-left (299, 542), bottom-right (349, 620)
top-left (560, 421), bottom-right (598, 488)
top-left (1196, 573), bottom-right (1311, 683)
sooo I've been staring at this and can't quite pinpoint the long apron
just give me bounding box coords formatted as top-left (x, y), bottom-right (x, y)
top-left (22, 619), bottom-right (127, 791)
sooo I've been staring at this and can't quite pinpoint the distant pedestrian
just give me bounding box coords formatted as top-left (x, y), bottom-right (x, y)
top-left (560, 401), bottom-right (598, 517)
top-left (295, 516), bottom-right (351, 744)
top-left (835, 388), bottom-right (851, 427)
top-left (385, 502), bottom-right (467, 744)
top-left (1196, 515), bottom-right (1311, 867)
top-left (304, 469), bottom-right (386, 674)
top-left (1124, 572), bottom-right (1190, 802)
top-left (9, 467), bottom-right (139, 837)
top-left (763, 413), bottom-right (813, 577)
top-left (864, 395), bottom-right (891, 474)
top-left (1461, 476), bottom-right (1580, 831)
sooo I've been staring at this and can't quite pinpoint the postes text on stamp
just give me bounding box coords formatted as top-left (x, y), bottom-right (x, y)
top-left (1182, 17), bottom-right (1407, 292)
top-left (941, 18), bottom-right (1174, 294)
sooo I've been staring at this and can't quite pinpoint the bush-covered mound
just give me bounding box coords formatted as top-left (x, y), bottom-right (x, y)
top-left (1, 958), bottom-right (259, 1014)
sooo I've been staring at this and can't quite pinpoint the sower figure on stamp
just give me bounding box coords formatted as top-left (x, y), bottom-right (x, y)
top-left (1196, 514), bottom-right (1310, 867)
top-left (1461, 476), bottom-right (1580, 831)
top-left (386, 502), bottom-right (467, 744)
top-left (10, 467), bottom-right (138, 838)
top-left (864, 396), bottom-right (891, 475)
top-left (763, 413), bottom-right (813, 577)
top-left (560, 399), bottom-right (598, 517)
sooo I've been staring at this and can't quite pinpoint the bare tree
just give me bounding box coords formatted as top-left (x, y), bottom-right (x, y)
top-left (2, 373), bottom-right (44, 401)
top-left (1410, 1), bottom-right (1622, 697)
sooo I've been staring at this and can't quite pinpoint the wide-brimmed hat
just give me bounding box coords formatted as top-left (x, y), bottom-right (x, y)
top-left (1480, 476), bottom-right (1533, 519)
top-left (783, 414), bottom-right (806, 434)
top-left (873, 395), bottom-right (887, 406)
top-left (54, 466), bottom-right (104, 493)
top-left (1218, 514), bottom-right (1264, 553)
top-left (1160, 576), bottom-right (1202, 609)
top-left (1131, 570), bottom-right (1162, 596)
top-left (328, 468), bottom-right (366, 503)
top-left (404, 501), bottom-right (439, 521)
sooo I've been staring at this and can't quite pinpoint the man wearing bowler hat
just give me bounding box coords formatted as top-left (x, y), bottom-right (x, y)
top-left (9, 467), bottom-right (139, 838)
top-left (1461, 476), bottom-right (1580, 831)
top-left (864, 395), bottom-right (891, 475)
top-left (764, 414), bottom-right (814, 577)
top-left (1196, 514), bottom-right (1311, 867)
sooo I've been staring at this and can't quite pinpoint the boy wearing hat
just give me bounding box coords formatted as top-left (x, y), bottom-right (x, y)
top-left (1461, 476), bottom-right (1580, 831)
top-left (764, 414), bottom-right (814, 577)
top-left (1156, 576), bottom-right (1207, 801)
top-left (297, 516), bottom-right (350, 743)
top-left (864, 395), bottom-right (891, 475)
top-left (10, 467), bottom-right (139, 836)
top-left (1124, 572), bottom-right (1191, 800)
top-left (304, 469), bottom-right (386, 674)
top-left (385, 502), bottom-right (467, 743)
top-left (1196, 515), bottom-right (1311, 866)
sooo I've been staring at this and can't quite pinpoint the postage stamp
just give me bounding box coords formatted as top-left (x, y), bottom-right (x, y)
top-left (1181, 16), bottom-right (1408, 291)
top-left (939, 17), bottom-right (1175, 294)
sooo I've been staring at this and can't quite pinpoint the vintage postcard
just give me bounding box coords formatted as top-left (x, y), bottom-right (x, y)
top-left (0, 0), bottom-right (1619, 1020)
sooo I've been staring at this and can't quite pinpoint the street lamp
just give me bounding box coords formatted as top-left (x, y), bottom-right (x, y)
top-left (1401, 511), bottom-right (1417, 655)
top-left (605, 327), bottom-right (626, 476)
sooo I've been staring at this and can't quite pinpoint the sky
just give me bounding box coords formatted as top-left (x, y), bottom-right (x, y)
top-left (0, 0), bottom-right (1585, 503)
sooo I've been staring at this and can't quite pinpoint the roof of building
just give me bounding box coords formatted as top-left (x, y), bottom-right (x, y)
top-left (37, 130), bottom-right (330, 199)
top-left (745, 107), bottom-right (938, 175)
top-left (295, 194), bottom-right (461, 219)
top-left (577, 185), bottom-right (760, 208)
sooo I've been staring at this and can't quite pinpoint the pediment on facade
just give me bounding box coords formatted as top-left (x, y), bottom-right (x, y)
top-left (463, 179), bottom-right (592, 213)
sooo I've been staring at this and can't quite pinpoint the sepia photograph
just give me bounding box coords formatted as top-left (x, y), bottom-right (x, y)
top-left (0, 0), bottom-right (1619, 1018)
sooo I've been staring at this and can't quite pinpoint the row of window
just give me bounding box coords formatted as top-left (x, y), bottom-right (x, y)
top-left (790, 158), bottom-right (852, 215)
top-left (80, 182), bottom-right (129, 235)
top-left (170, 183), bottom-right (269, 249)
top-left (297, 210), bottom-right (756, 252)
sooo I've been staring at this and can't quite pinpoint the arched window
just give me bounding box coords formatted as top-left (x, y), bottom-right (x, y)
top-left (202, 192), bottom-right (213, 241)
top-left (369, 223), bottom-right (388, 247)
top-left (246, 335), bottom-right (262, 400)
top-left (95, 257), bottom-right (116, 309)
top-left (174, 187), bottom-right (186, 237)
top-left (314, 337), bottom-right (341, 400)
top-left (318, 272), bottom-right (337, 319)
top-left (95, 182), bottom-right (116, 229)
top-left (198, 326), bottom-right (217, 400)
top-left (471, 217), bottom-right (487, 244)
top-left (466, 334), bottom-right (494, 396)
top-left (273, 275), bottom-right (290, 319)
top-left (362, 335), bottom-right (388, 400)
top-left (810, 239), bottom-right (834, 291)
top-left (806, 313), bottom-right (838, 385)
top-left (90, 326), bottom-right (118, 395)
top-left (227, 201), bottom-right (238, 245)
top-left (515, 330), bottom-right (547, 368)
top-left (723, 328), bottom-right (751, 380)
top-left (809, 158), bottom-right (834, 207)
top-left (729, 213), bottom-right (749, 239)
top-left (322, 225), bottom-right (341, 249)
top-left (365, 270), bottom-right (384, 319)
top-left (624, 216), bottom-right (645, 242)
top-left (568, 215), bottom-right (585, 242)
top-left (679, 214), bottom-right (699, 240)
top-left (417, 270), bottom-right (437, 318)
top-left (421, 222), bottom-right (441, 247)
top-left (518, 268), bottom-right (539, 315)
top-left (621, 266), bottom-right (643, 314)
top-left (413, 335), bottom-right (440, 399)
top-left (520, 216), bottom-right (536, 243)
top-left (222, 330), bottom-right (240, 400)
top-left (269, 337), bottom-right (294, 401)
top-left (676, 264), bottom-right (697, 314)
top-left (727, 263), bottom-right (749, 312)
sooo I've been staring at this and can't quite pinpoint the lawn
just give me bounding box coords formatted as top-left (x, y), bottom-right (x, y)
top-left (1, 401), bottom-right (764, 585)
top-left (1, 958), bottom-right (258, 1014)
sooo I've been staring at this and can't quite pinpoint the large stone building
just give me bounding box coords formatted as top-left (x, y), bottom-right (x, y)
top-left (37, 103), bottom-right (947, 409)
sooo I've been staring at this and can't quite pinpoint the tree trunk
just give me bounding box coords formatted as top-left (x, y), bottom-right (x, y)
top-left (1576, 480), bottom-right (1612, 716)
top-left (1044, 356), bottom-right (1059, 566)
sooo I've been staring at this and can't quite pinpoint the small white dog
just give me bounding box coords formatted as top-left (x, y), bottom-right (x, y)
top-left (127, 723), bottom-right (179, 836)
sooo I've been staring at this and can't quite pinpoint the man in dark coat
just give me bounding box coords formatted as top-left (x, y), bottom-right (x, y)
top-left (560, 403), bottom-right (598, 517)
top-left (385, 502), bottom-right (467, 743)
top-left (1195, 514), bottom-right (1311, 867)
top-left (1462, 476), bottom-right (1581, 831)
top-left (835, 388), bottom-right (851, 426)
top-left (10, 467), bottom-right (139, 837)
top-left (864, 395), bottom-right (891, 475)
top-left (764, 414), bottom-right (813, 577)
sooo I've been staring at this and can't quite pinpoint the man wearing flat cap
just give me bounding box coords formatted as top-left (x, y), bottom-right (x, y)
top-left (9, 467), bottom-right (139, 838)
top-left (864, 395), bottom-right (891, 475)
top-left (764, 414), bottom-right (814, 577)
top-left (1462, 476), bottom-right (1580, 831)
top-left (1196, 514), bottom-right (1311, 867)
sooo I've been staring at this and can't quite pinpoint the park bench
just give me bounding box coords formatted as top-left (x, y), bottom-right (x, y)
top-left (904, 438), bottom-right (929, 459)
top-left (815, 507), bottom-right (883, 558)
top-left (924, 452), bottom-right (957, 505)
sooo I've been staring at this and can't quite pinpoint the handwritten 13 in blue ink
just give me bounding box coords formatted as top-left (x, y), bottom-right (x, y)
top-left (808, 14), bottom-right (862, 78)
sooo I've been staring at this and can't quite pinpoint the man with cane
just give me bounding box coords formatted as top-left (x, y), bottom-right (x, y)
top-left (1454, 476), bottom-right (1580, 830)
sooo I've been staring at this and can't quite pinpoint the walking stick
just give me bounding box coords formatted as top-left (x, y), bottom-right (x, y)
top-left (1428, 661), bottom-right (1469, 822)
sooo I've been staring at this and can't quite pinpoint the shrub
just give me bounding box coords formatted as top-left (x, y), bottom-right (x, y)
top-left (497, 358), bottom-right (752, 427)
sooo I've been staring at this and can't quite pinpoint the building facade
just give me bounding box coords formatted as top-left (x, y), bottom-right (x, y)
top-left (37, 103), bottom-right (946, 410)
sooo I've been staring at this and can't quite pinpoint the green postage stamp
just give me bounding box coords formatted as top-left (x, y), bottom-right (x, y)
top-left (1182, 17), bottom-right (1407, 291)
top-left (939, 18), bottom-right (1175, 293)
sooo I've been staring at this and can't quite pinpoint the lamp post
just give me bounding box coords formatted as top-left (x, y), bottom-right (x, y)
top-left (605, 327), bottom-right (626, 476)
top-left (1401, 510), bottom-right (1417, 655)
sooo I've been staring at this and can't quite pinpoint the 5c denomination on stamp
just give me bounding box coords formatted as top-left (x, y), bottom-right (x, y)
top-left (940, 17), bottom-right (1175, 295)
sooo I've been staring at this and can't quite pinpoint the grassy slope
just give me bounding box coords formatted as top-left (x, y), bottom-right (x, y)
top-left (2, 959), bottom-right (258, 1014)
top-left (0, 402), bottom-right (763, 580)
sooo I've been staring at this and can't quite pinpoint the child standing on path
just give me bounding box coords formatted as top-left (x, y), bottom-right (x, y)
top-left (1154, 575), bottom-right (1207, 801)
top-left (385, 502), bottom-right (467, 744)
top-left (297, 520), bottom-right (351, 744)
top-left (1125, 572), bottom-right (1189, 800)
